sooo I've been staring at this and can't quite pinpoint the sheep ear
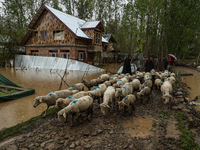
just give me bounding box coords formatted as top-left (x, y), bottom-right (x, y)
top-left (63, 112), bottom-right (66, 120)
top-left (106, 105), bottom-right (110, 109)
top-left (39, 97), bottom-right (43, 103)
top-left (123, 102), bottom-right (128, 106)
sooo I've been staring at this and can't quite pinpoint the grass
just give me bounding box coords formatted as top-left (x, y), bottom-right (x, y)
top-left (0, 90), bottom-right (16, 96)
top-left (0, 107), bottom-right (57, 141)
top-left (175, 111), bottom-right (200, 150)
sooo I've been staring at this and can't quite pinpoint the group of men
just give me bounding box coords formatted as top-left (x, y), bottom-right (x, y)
top-left (122, 55), bottom-right (175, 74)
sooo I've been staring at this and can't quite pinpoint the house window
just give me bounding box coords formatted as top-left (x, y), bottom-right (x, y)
top-left (60, 50), bottom-right (70, 59)
top-left (78, 51), bottom-right (85, 60)
top-left (30, 50), bottom-right (39, 56)
top-left (40, 30), bottom-right (47, 40)
top-left (49, 50), bottom-right (58, 57)
top-left (94, 31), bottom-right (101, 46)
top-left (34, 31), bottom-right (38, 41)
top-left (53, 30), bottom-right (64, 40)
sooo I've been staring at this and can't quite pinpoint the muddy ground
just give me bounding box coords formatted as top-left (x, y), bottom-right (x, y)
top-left (0, 65), bottom-right (200, 150)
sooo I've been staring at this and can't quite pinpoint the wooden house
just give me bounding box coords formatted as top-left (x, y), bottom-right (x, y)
top-left (102, 34), bottom-right (118, 63)
top-left (20, 4), bottom-right (111, 64)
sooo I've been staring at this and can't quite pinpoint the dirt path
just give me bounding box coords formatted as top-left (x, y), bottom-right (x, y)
top-left (0, 65), bottom-right (200, 150)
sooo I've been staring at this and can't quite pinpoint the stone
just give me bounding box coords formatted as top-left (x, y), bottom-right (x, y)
top-left (40, 142), bottom-right (46, 147)
top-left (84, 144), bottom-right (92, 149)
top-left (109, 130), bottom-right (114, 134)
top-left (45, 142), bottom-right (56, 150)
top-left (97, 129), bottom-right (103, 134)
top-left (6, 144), bottom-right (18, 150)
top-left (75, 141), bottom-right (80, 146)
top-left (69, 142), bottom-right (76, 149)
top-left (129, 144), bottom-right (134, 149)
top-left (176, 91), bottom-right (183, 95)
top-left (69, 136), bottom-right (75, 141)
top-left (182, 108), bottom-right (190, 113)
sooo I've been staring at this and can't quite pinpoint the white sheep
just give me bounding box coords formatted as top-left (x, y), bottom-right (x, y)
top-left (139, 80), bottom-right (153, 90)
top-left (154, 79), bottom-right (163, 90)
top-left (68, 83), bottom-right (84, 91)
top-left (100, 86), bottom-right (115, 116)
top-left (33, 89), bottom-right (79, 117)
top-left (82, 79), bottom-right (99, 90)
top-left (109, 77), bottom-right (118, 85)
top-left (115, 82), bottom-right (133, 100)
top-left (104, 80), bottom-right (112, 87)
top-left (117, 94), bottom-right (136, 114)
top-left (136, 87), bottom-right (151, 103)
top-left (113, 77), bottom-right (128, 88)
top-left (98, 74), bottom-right (110, 82)
top-left (55, 91), bottom-right (89, 109)
top-left (88, 84), bottom-right (107, 103)
top-left (57, 95), bottom-right (93, 125)
top-left (161, 81), bottom-right (173, 104)
top-left (164, 76), bottom-right (176, 86)
top-left (129, 78), bottom-right (140, 91)
top-left (144, 73), bottom-right (152, 81)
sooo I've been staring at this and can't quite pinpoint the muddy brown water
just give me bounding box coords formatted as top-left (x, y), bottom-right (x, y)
top-left (0, 67), bottom-right (200, 131)
top-left (0, 67), bottom-right (102, 130)
top-left (182, 76), bottom-right (200, 111)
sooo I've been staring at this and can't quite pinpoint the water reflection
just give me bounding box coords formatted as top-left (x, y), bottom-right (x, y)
top-left (182, 76), bottom-right (200, 111)
top-left (0, 67), bottom-right (102, 130)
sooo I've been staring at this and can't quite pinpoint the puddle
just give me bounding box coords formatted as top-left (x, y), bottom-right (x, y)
top-left (123, 116), bottom-right (155, 138)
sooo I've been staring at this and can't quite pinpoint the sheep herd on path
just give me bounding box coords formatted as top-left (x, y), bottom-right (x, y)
top-left (33, 69), bottom-right (176, 126)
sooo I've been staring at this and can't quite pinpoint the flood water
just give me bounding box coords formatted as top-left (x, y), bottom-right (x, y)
top-left (0, 67), bottom-right (102, 130)
top-left (182, 76), bottom-right (200, 111)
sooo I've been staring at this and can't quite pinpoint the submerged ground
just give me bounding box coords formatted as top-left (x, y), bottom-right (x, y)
top-left (0, 64), bottom-right (200, 150)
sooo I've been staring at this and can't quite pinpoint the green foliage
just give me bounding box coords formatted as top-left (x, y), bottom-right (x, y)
top-left (0, 107), bottom-right (57, 141)
top-left (175, 111), bottom-right (200, 150)
top-left (0, 90), bottom-right (16, 96)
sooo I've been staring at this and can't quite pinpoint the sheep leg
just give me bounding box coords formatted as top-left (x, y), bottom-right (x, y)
top-left (43, 105), bottom-right (49, 117)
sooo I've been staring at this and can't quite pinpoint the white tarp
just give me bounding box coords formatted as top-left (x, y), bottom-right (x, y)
top-left (15, 55), bottom-right (104, 72)
top-left (117, 64), bottom-right (137, 74)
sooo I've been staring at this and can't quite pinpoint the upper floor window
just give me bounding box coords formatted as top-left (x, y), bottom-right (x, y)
top-left (40, 30), bottom-right (47, 40)
top-left (34, 31), bottom-right (38, 41)
top-left (60, 50), bottom-right (70, 59)
top-left (30, 50), bottom-right (39, 56)
top-left (49, 50), bottom-right (58, 57)
top-left (53, 30), bottom-right (64, 40)
top-left (94, 31), bottom-right (101, 46)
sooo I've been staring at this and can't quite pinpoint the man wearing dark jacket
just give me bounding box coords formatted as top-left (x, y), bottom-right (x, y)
top-left (144, 56), bottom-right (154, 72)
top-left (122, 55), bottom-right (132, 75)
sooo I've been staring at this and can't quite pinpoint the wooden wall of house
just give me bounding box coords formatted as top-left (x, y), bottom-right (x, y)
top-left (26, 10), bottom-right (76, 45)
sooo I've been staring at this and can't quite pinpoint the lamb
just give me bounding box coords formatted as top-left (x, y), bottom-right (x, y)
top-left (55, 91), bottom-right (89, 109)
top-left (113, 77), bottom-right (128, 88)
top-left (154, 79), bottom-right (163, 90)
top-left (68, 83), bottom-right (84, 91)
top-left (100, 86), bottom-right (116, 116)
top-left (118, 94), bottom-right (136, 114)
top-left (170, 72), bottom-right (176, 78)
top-left (115, 82), bottom-right (133, 100)
top-left (82, 79), bottom-right (99, 90)
top-left (57, 95), bottom-right (93, 125)
top-left (161, 81), bottom-right (173, 104)
top-left (33, 89), bottom-right (79, 117)
top-left (136, 87), bottom-right (151, 103)
top-left (129, 78), bottom-right (140, 91)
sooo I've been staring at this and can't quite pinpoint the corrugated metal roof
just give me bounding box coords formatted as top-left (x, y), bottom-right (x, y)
top-left (45, 5), bottom-right (91, 39)
top-left (102, 37), bottom-right (108, 43)
top-left (81, 21), bottom-right (100, 29)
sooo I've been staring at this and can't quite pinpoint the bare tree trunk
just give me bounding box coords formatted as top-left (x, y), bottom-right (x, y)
top-left (196, 52), bottom-right (200, 65)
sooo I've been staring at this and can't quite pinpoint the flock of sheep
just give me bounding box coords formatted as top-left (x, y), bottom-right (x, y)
top-left (33, 69), bottom-right (176, 126)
